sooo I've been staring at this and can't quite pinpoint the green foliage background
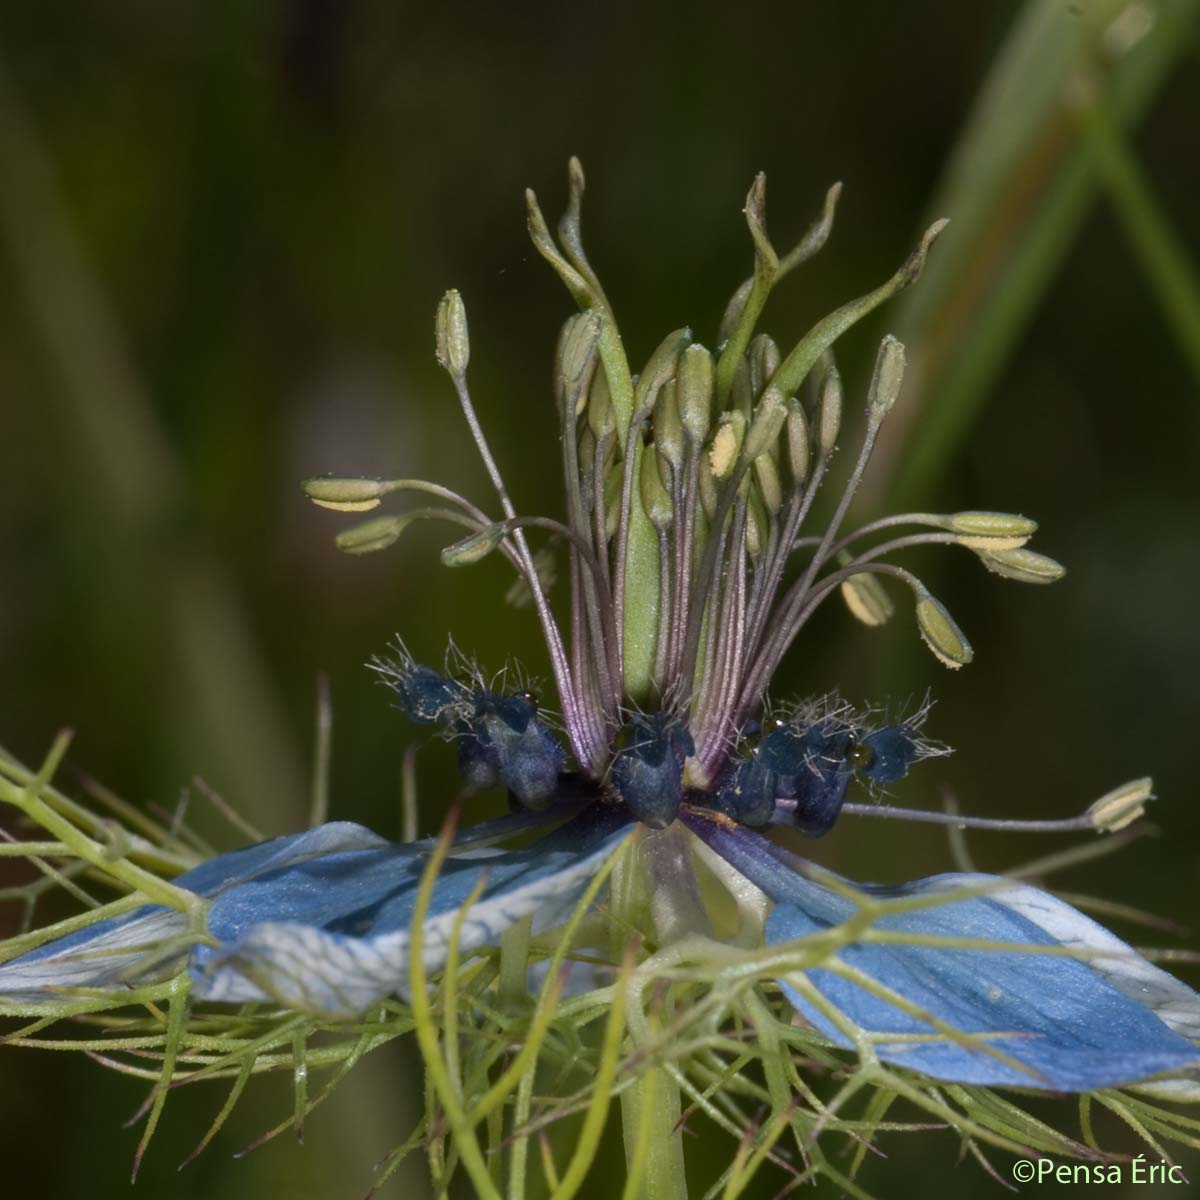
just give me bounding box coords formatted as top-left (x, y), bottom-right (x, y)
top-left (0, 1), bottom-right (1197, 1196)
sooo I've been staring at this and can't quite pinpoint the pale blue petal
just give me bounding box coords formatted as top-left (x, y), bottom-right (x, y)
top-left (683, 810), bottom-right (1200, 1091)
top-left (0, 821), bottom-right (386, 1000)
top-left (190, 805), bottom-right (632, 1014)
top-left (0, 808), bottom-right (589, 1006)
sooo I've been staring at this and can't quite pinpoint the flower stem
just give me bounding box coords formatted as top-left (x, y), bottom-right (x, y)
top-left (609, 843), bottom-right (689, 1199)
top-left (619, 1067), bottom-right (688, 1200)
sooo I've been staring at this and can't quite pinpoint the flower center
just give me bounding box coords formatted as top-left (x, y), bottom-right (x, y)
top-left (376, 646), bottom-right (931, 834)
top-left (307, 161), bottom-right (1063, 834)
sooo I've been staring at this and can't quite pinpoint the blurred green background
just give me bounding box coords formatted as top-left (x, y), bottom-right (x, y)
top-left (1, 1), bottom-right (1198, 1196)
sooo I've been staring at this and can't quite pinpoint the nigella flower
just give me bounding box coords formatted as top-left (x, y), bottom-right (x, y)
top-left (2, 162), bottom-right (1198, 1185)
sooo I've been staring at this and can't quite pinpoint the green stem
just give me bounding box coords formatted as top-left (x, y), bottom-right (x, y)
top-left (0, 736), bottom-right (198, 913)
top-left (619, 1066), bottom-right (688, 1200)
top-left (498, 914), bottom-right (533, 1006)
top-left (610, 843), bottom-right (689, 1200)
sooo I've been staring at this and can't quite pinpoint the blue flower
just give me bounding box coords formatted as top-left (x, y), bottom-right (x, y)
top-left (3, 717), bottom-right (1198, 1095)
top-left (3, 162), bottom-right (1197, 1110)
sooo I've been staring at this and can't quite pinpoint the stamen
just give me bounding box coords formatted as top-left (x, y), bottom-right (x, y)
top-left (652, 526), bottom-right (673, 690)
top-left (304, 476), bottom-right (497, 531)
top-left (808, 510), bottom-right (1037, 561)
top-left (556, 313), bottom-right (621, 723)
top-left (668, 346), bottom-right (715, 687)
top-left (611, 408), bottom-right (651, 684)
top-left (700, 512), bottom-right (750, 775)
top-left (738, 340), bottom-right (922, 716)
top-left (780, 339), bottom-right (900, 611)
top-left (693, 502), bottom-right (748, 760)
top-left (738, 367), bottom-right (836, 693)
top-left (436, 292), bottom-right (598, 768)
top-left (675, 422), bottom-right (751, 701)
top-left (834, 779), bottom-right (1151, 835)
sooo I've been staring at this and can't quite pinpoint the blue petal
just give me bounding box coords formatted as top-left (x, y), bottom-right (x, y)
top-left (190, 804), bottom-right (632, 1014)
top-left (0, 821), bottom-right (387, 999)
top-left (0, 804), bottom-right (610, 1011)
top-left (682, 810), bottom-right (1200, 1091)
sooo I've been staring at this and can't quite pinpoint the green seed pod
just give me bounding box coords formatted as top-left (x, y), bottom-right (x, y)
top-left (441, 525), bottom-right (505, 567)
top-left (302, 476), bottom-right (390, 512)
top-left (867, 334), bottom-right (906, 420)
top-left (914, 588), bottom-right (973, 669)
top-left (677, 343), bottom-right (714, 444)
top-left (435, 290), bottom-right (470, 377)
top-left (786, 398), bottom-right (810, 486)
top-left (977, 546), bottom-right (1067, 584)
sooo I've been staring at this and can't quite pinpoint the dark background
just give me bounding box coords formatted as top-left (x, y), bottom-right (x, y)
top-left (0, 2), bottom-right (1197, 1196)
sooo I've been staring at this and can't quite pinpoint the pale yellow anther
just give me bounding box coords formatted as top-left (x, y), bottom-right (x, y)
top-left (335, 514), bottom-right (414, 556)
top-left (557, 311), bottom-right (602, 416)
top-left (786, 399), bottom-right (810, 485)
top-left (956, 533), bottom-right (1031, 551)
top-left (440, 525), bottom-right (505, 567)
top-left (709, 412), bottom-right (746, 480)
top-left (753, 454), bottom-right (783, 516)
top-left (1087, 778), bottom-right (1153, 832)
top-left (677, 343), bottom-right (715, 443)
top-left (818, 363), bottom-right (843, 455)
top-left (840, 571), bottom-right (895, 627)
top-left (303, 477), bottom-right (392, 511)
top-left (915, 591), bottom-right (973, 669)
top-left (435, 289), bottom-right (470, 377)
top-left (949, 511), bottom-right (1038, 538)
top-left (977, 546), bottom-right (1067, 584)
top-left (867, 334), bottom-right (906, 419)
top-left (653, 379), bottom-right (685, 468)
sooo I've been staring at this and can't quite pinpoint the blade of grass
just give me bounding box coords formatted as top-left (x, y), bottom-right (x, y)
top-left (1074, 87), bottom-right (1200, 386)
top-left (874, 0), bottom-right (1200, 510)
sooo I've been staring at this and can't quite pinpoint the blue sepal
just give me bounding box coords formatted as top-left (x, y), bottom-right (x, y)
top-left (857, 725), bottom-right (919, 785)
top-left (682, 810), bottom-right (1200, 1091)
top-left (610, 713), bottom-right (694, 829)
